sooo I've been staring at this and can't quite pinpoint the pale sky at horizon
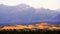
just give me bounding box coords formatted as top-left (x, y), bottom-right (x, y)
top-left (0, 0), bottom-right (60, 10)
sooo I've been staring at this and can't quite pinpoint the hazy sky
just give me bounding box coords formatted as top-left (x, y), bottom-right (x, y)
top-left (0, 0), bottom-right (60, 10)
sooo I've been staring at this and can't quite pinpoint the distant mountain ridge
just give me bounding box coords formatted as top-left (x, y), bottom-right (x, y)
top-left (0, 23), bottom-right (60, 30)
top-left (0, 4), bottom-right (60, 26)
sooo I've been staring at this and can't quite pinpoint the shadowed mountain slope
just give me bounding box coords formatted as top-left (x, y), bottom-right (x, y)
top-left (0, 4), bottom-right (60, 26)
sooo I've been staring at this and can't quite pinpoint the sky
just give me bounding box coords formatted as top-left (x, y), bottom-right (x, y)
top-left (0, 0), bottom-right (60, 10)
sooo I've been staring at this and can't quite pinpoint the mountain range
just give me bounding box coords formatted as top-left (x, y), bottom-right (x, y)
top-left (0, 4), bottom-right (60, 26)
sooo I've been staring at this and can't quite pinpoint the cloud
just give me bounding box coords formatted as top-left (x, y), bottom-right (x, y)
top-left (0, 0), bottom-right (60, 10)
